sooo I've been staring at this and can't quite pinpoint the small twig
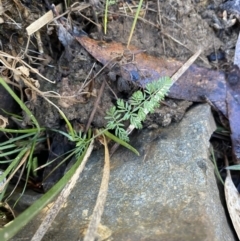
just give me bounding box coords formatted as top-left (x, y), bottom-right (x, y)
top-left (78, 62), bottom-right (96, 95)
top-left (76, 11), bottom-right (99, 27)
top-left (171, 48), bottom-right (202, 83)
top-left (105, 80), bottom-right (118, 100)
top-left (0, 50), bottom-right (55, 83)
top-left (162, 32), bottom-right (207, 65)
top-left (49, 3), bottom-right (91, 24)
top-left (83, 135), bottom-right (110, 241)
top-left (85, 80), bottom-right (106, 133)
top-left (35, 31), bottom-right (44, 54)
top-left (1, 202), bottom-right (16, 219)
top-left (3, 13), bottom-right (21, 29)
top-left (30, 140), bottom-right (94, 241)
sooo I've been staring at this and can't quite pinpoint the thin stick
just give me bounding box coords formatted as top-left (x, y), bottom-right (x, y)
top-left (77, 62), bottom-right (96, 95)
top-left (171, 48), bottom-right (202, 83)
top-left (105, 80), bottom-right (118, 100)
top-left (83, 135), bottom-right (110, 241)
top-left (85, 80), bottom-right (106, 133)
top-left (162, 32), bottom-right (207, 65)
top-left (30, 140), bottom-right (94, 241)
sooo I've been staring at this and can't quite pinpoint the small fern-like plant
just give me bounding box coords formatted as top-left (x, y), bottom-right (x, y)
top-left (73, 130), bottom-right (91, 159)
top-left (105, 77), bottom-right (172, 141)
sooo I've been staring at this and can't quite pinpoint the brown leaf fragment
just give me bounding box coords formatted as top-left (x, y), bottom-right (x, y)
top-left (225, 158), bottom-right (240, 239)
top-left (76, 35), bottom-right (240, 162)
top-left (76, 35), bottom-right (227, 115)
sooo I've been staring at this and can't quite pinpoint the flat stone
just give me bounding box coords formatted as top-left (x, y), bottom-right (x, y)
top-left (12, 104), bottom-right (236, 241)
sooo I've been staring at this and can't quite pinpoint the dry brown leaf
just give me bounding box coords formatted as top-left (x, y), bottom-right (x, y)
top-left (76, 35), bottom-right (240, 162)
top-left (12, 69), bottom-right (22, 82)
top-left (29, 78), bottom-right (40, 89)
top-left (225, 165), bottom-right (240, 239)
top-left (16, 66), bottom-right (30, 77)
top-left (24, 88), bottom-right (37, 103)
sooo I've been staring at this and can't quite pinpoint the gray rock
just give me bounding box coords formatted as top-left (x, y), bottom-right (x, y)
top-left (12, 104), bottom-right (236, 241)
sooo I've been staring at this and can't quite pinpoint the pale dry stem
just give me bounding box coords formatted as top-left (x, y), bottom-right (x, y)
top-left (83, 135), bottom-right (110, 241)
top-left (30, 140), bottom-right (94, 241)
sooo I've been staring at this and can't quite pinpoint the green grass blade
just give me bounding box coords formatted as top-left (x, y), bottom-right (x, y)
top-left (0, 144), bottom-right (17, 151)
top-left (0, 141), bottom-right (91, 241)
top-left (225, 165), bottom-right (240, 170)
top-left (13, 142), bottom-right (35, 206)
top-left (0, 77), bottom-right (40, 132)
top-left (35, 149), bottom-right (74, 171)
top-left (127, 0), bottom-right (144, 47)
top-left (51, 128), bottom-right (74, 140)
top-left (0, 133), bottom-right (36, 147)
top-left (0, 170), bottom-right (7, 202)
top-left (0, 108), bottom-right (22, 120)
top-left (0, 128), bottom-right (45, 134)
top-left (0, 148), bottom-right (28, 183)
top-left (41, 150), bottom-right (76, 182)
top-left (104, 130), bottom-right (139, 155)
top-left (0, 148), bottom-right (24, 158)
top-left (210, 146), bottom-right (224, 185)
top-left (0, 160), bottom-right (15, 164)
top-left (104, 0), bottom-right (109, 34)
top-left (58, 110), bottom-right (75, 139)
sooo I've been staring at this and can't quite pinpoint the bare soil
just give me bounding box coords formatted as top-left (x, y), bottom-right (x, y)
top-left (1, 0), bottom-right (237, 131)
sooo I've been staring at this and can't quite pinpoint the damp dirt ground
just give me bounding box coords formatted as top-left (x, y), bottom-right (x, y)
top-left (1, 0), bottom-right (238, 130)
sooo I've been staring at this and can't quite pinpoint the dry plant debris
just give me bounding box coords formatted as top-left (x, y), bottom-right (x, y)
top-left (225, 156), bottom-right (240, 239)
top-left (0, 115), bottom-right (8, 128)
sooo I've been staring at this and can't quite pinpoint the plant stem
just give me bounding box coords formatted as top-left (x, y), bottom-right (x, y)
top-left (127, 0), bottom-right (144, 48)
top-left (0, 77), bottom-right (40, 132)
